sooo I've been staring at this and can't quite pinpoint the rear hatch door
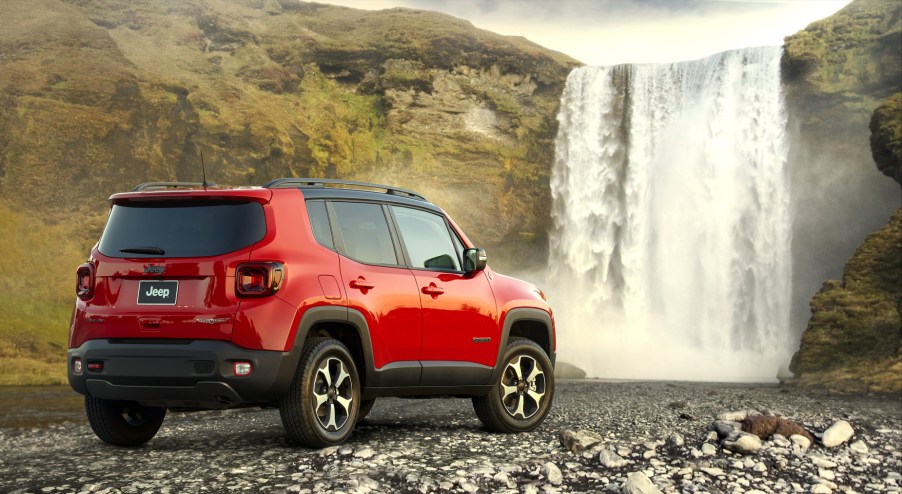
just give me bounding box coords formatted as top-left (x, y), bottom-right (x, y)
top-left (81, 190), bottom-right (270, 342)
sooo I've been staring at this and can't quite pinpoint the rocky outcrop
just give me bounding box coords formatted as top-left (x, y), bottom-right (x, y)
top-left (870, 93), bottom-right (902, 186)
top-left (789, 208), bottom-right (902, 393)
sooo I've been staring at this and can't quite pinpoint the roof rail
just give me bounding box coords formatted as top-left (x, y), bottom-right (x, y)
top-left (263, 178), bottom-right (427, 201)
top-left (131, 182), bottom-right (215, 191)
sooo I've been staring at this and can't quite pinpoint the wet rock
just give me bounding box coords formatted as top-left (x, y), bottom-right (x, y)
top-left (353, 448), bottom-right (375, 459)
top-left (723, 433), bottom-right (762, 455)
top-left (791, 434), bottom-right (812, 450)
top-left (772, 434), bottom-right (792, 447)
top-left (598, 449), bottom-right (629, 469)
top-left (849, 440), bottom-right (869, 454)
top-left (621, 472), bottom-right (662, 494)
top-left (559, 429), bottom-right (603, 454)
top-left (542, 462), bottom-right (562, 486)
top-left (822, 420), bottom-right (854, 448)
top-left (554, 361), bottom-right (587, 379)
top-left (718, 410), bottom-right (760, 422)
top-left (665, 433), bottom-right (685, 448)
top-left (809, 456), bottom-right (838, 469)
top-left (712, 420), bottom-right (742, 438)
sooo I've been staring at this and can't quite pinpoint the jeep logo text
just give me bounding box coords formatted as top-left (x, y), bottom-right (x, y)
top-left (144, 265), bottom-right (165, 275)
top-left (145, 287), bottom-right (170, 298)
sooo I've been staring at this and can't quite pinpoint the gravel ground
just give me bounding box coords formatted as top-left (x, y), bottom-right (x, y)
top-left (0, 381), bottom-right (899, 493)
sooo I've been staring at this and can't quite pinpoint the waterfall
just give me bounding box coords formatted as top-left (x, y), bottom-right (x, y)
top-left (549, 47), bottom-right (792, 381)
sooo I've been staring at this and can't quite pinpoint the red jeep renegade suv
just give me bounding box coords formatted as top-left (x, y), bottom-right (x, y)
top-left (68, 179), bottom-right (555, 447)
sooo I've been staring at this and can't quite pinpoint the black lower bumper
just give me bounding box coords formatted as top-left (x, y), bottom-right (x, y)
top-left (68, 339), bottom-right (301, 409)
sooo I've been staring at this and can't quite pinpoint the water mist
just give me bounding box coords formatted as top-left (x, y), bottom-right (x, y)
top-left (548, 47), bottom-right (792, 381)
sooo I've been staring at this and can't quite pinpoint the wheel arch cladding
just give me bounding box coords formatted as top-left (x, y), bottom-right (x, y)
top-left (292, 306), bottom-right (374, 389)
top-left (489, 308), bottom-right (555, 384)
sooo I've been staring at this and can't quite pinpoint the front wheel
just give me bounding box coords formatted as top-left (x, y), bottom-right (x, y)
top-left (473, 339), bottom-right (554, 433)
top-left (279, 337), bottom-right (360, 447)
top-left (85, 397), bottom-right (166, 446)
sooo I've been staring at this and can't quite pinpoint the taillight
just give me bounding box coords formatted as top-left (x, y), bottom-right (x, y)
top-left (236, 262), bottom-right (284, 297)
top-left (76, 263), bottom-right (95, 301)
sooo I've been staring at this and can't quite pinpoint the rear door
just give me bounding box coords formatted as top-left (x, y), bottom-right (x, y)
top-left (83, 197), bottom-right (267, 342)
top-left (328, 201), bottom-right (423, 378)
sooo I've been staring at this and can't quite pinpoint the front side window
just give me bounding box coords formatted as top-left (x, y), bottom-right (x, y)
top-left (98, 200), bottom-right (265, 258)
top-left (331, 202), bottom-right (398, 265)
top-left (391, 206), bottom-right (461, 271)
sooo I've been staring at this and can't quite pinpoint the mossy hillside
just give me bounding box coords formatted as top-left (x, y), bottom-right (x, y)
top-left (782, 0), bottom-right (901, 104)
top-left (0, 204), bottom-right (98, 385)
top-left (0, 0), bottom-right (579, 381)
top-left (789, 208), bottom-right (902, 393)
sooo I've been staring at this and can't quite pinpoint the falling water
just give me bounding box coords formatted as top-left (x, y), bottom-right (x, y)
top-left (549, 47), bottom-right (792, 381)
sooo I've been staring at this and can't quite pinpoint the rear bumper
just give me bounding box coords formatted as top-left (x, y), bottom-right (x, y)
top-left (68, 339), bottom-right (301, 409)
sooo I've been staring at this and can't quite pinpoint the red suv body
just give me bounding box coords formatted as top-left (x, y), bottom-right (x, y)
top-left (68, 179), bottom-right (555, 447)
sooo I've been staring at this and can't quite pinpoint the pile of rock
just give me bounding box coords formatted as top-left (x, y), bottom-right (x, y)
top-left (559, 408), bottom-right (868, 494)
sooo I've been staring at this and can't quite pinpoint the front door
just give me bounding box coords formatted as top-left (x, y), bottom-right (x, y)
top-left (388, 206), bottom-right (499, 384)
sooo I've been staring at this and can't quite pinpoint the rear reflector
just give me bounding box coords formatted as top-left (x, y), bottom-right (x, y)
top-left (87, 361), bottom-right (104, 372)
top-left (234, 362), bottom-right (253, 376)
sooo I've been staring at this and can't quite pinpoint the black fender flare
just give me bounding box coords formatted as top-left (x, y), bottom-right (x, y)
top-left (289, 306), bottom-right (375, 386)
top-left (487, 307), bottom-right (555, 384)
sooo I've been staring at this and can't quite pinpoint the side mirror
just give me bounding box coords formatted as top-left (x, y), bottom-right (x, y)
top-left (463, 248), bottom-right (487, 274)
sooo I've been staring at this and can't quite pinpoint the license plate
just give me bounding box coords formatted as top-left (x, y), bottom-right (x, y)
top-left (137, 280), bottom-right (178, 305)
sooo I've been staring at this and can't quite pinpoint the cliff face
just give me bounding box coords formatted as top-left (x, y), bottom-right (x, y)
top-left (789, 208), bottom-right (901, 393)
top-left (781, 0), bottom-right (902, 342)
top-left (0, 0), bottom-right (578, 383)
top-left (784, 0), bottom-right (902, 393)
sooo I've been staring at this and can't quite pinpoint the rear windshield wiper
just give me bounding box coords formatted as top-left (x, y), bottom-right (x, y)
top-left (119, 246), bottom-right (166, 255)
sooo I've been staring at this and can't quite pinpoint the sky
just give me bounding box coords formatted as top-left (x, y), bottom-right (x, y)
top-left (322, 0), bottom-right (853, 66)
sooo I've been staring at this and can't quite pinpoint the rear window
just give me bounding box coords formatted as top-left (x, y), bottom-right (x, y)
top-left (98, 200), bottom-right (266, 258)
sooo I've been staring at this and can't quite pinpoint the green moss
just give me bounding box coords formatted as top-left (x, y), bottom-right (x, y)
top-left (783, 0), bottom-right (901, 95)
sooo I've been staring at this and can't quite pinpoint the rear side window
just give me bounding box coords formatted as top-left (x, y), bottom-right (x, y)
top-left (331, 202), bottom-right (398, 266)
top-left (98, 200), bottom-right (266, 258)
top-left (306, 200), bottom-right (334, 249)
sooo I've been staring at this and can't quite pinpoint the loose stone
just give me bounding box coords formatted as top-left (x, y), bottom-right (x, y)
top-left (723, 433), bottom-right (762, 455)
top-left (821, 420), bottom-right (854, 448)
top-left (621, 472), bottom-right (663, 494)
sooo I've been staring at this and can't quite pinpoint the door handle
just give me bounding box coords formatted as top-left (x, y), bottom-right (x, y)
top-left (349, 277), bottom-right (375, 290)
top-left (421, 283), bottom-right (444, 296)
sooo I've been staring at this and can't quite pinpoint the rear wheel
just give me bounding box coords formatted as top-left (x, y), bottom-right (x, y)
top-left (84, 396), bottom-right (166, 446)
top-left (473, 339), bottom-right (554, 433)
top-left (279, 337), bottom-right (360, 447)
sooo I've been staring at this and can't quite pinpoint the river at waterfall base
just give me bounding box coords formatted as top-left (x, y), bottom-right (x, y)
top-left (547, 47), bottom-right (792, 382)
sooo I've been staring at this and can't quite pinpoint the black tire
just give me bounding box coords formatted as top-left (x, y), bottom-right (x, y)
top-left (84, 396), bottom-right (166, 447)
top-left (279, 337), bottom-right (360, 447)
top-left (473, 339), bottom-right (555, 433)
top-left (357, 399), bottom-right (376, 423)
